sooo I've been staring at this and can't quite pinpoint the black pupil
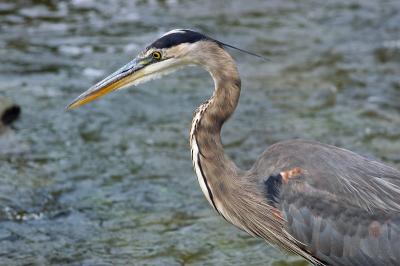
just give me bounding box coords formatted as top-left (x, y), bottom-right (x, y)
top-left (153, 52), bottom-right (160, 58)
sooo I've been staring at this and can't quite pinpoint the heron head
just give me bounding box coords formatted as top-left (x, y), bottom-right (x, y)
top-left (67, 29), bottom-right (220, 109)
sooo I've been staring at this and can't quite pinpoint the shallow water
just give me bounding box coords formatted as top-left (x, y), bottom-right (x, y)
top-left (0, 0), bottom-right (399, 265)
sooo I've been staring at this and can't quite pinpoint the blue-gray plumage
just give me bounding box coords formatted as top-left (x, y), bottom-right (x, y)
top-left (256, 140), bottom-right (400, 265)
top-left (68, 29), bottom-right (400, 265)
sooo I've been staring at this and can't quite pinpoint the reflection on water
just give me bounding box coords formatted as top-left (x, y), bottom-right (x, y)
top-left (0, 0), bottom-right (399, 265)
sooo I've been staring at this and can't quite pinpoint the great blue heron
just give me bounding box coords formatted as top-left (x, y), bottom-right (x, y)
top-left (68, 29), bottom-right (400, 266)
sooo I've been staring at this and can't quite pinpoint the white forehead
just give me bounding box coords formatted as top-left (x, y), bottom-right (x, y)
top-left (161, 29), bottom-right (187, 37)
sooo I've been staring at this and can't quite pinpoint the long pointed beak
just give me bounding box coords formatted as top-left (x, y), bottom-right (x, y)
top-left (67, 57), bottom-right (149, 109)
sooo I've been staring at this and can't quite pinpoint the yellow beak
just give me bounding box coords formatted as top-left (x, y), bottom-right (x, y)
top-left (67, 57), bottom-right (148, 109)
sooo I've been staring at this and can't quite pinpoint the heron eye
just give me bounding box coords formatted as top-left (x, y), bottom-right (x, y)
top-left (152, 51), bottom-right (162, 60)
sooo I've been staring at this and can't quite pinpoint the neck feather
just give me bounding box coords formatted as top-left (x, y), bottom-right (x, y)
top-left (189, 44), bottom-right (241, 217)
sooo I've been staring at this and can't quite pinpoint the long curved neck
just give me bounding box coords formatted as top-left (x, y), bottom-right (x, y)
top-left (190, 50), bottom-right (241, 159)
top-left (190, 44), bottom-right (241, 215)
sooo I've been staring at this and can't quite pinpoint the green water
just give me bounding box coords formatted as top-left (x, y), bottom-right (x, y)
top-left (0, 0), bottom-right (399, 265)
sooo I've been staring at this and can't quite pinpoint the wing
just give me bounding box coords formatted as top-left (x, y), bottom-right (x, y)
top-left (252, 139), bottom-right (400, 265)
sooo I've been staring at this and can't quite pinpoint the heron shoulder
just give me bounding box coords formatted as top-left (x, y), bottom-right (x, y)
top-left (250, 138), bottom-right (400, 213)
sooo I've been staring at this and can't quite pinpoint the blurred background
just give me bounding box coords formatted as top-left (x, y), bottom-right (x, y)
top-left (0, 0), bottom-right (399, 265)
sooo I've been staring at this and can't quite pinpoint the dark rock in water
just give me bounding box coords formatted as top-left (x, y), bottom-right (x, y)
top-left (0, 96), bottom-right (20, 126)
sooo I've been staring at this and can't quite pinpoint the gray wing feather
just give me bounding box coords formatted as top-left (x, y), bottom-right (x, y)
top-left (252, 139), bottom-right (400, 265)
top-left (283, 199), bottom-right (400, 265)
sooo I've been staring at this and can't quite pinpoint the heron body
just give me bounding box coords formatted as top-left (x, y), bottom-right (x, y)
top-left (69, 29), bottom-right (400, 266)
